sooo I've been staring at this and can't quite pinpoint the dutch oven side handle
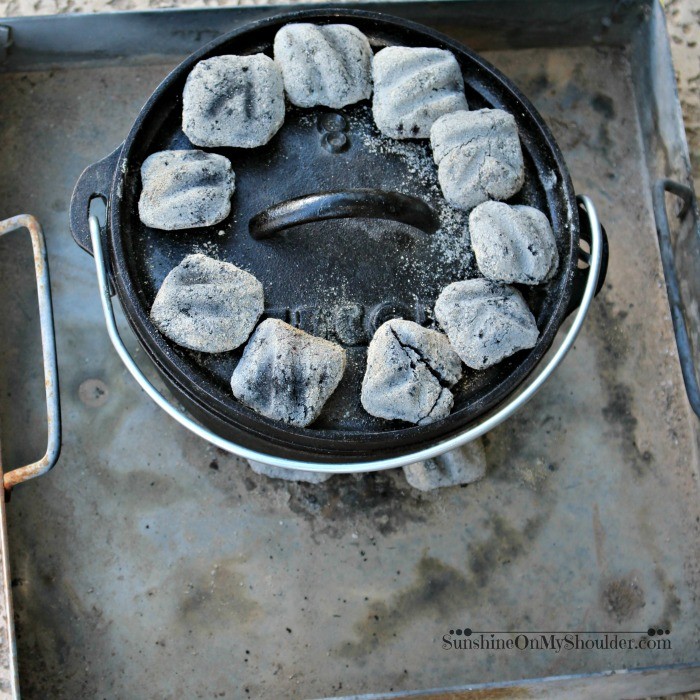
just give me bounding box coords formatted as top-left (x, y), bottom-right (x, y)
top-left (69, 145), bottom-right (122, 257)
top-left (566, 200), bottom-right (609, 317)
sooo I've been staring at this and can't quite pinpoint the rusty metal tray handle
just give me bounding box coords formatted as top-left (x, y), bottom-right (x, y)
top-left (0, 215), bottom-right (61, 492)
top-left (652, 178), bottom-right (700, 418)
top-left (88, 195), bottom-right (603, 473)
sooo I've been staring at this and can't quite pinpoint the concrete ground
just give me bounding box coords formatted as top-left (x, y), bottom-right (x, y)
top-left (665, 0), bottom-right (700, 185)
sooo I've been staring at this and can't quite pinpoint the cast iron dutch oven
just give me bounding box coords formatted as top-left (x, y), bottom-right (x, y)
top-left (70, 8), bottom-right (608, 465)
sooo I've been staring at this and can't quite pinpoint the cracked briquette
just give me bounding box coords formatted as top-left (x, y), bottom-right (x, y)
top-left (361, 318), bottom-right (463, 425)
top-left (388, 326), bottom-right (455, 389)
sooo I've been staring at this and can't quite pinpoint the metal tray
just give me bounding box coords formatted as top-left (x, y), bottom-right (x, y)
top-left (1, 1), bottom-right (699, 697)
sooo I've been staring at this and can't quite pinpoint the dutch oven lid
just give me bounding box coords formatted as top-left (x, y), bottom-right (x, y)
top-left (85, 9), bottom-right (580, 461)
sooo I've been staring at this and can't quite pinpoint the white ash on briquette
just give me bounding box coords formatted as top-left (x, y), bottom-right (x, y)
top-left (403, 440), bottom-right (487, 491)
top-left (430, 108), bottom-right (525, 210)
top-left (231, 319), bottom-right (347, 428)
top-left (372, 46), bottom-right (468, 139)
top-left (182, 54), bottom-right (285, 148)
top-left (138, 150), bottom-right (235, 230)
top-left (273, 23), bottom-right (373, 109)
top-left (150, 254), bottom-right (263, 354)
top-left (361, 319), bottom-right (463, 426)
top-left (469, 201), bottom-right (559, 284)
top-left (435, 279), bottom-right (539, 370)
top-left (145, 26), bottom-right (552, 434)
top-left (245, 440), bottom-right (487, 490)
top-left (247, 460), bottom-right (332, 484)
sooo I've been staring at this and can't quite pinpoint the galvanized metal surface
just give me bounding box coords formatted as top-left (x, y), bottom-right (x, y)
top-left (0, 2), bottom-right (649, 72)
top-left (0, 2), bottom-right (699, 698)
top-left (632, 3), bottom-right (700, 445)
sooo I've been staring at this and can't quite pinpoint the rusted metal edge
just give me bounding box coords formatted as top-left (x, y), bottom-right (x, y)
top-left (320, 661), bottom-right (700, 699)
top-left (0, 453), bottom-right (19, 699)
top-left (0, 214), bottom-right (61, 492)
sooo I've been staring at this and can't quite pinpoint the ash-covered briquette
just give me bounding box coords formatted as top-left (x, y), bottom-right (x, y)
top-left (150, 253), bottom-right (263, 354)
top-left (273, 23), bottom-right (372, 108)
top-left (372, 46), bottom-right (468, 139)
top-left (182, 54), bottom-right (285, 148)
top-left (231, 318), bottom-right (346, 428)
top-left (138, 150), bottom-right (235, 230)
top-left (361, 319), bottom-right (463, 426)
top-left (404, 440), bottom-right (487, 490)
top-left (435, 279), bottom-right (539, 370)
top-left (247, 460), bottom-right (332, 484)
top-left (430, 109), bottom-right (524, 210)
top-left (470, 201), bottom-right (559, 284)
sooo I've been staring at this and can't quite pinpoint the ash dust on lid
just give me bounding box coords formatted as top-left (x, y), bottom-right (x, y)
top-left (131, 93), bottom-right (556, 432)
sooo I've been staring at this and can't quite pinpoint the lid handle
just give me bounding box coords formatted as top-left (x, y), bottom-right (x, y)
top-left (249, 189), bottom-right (440, 240)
